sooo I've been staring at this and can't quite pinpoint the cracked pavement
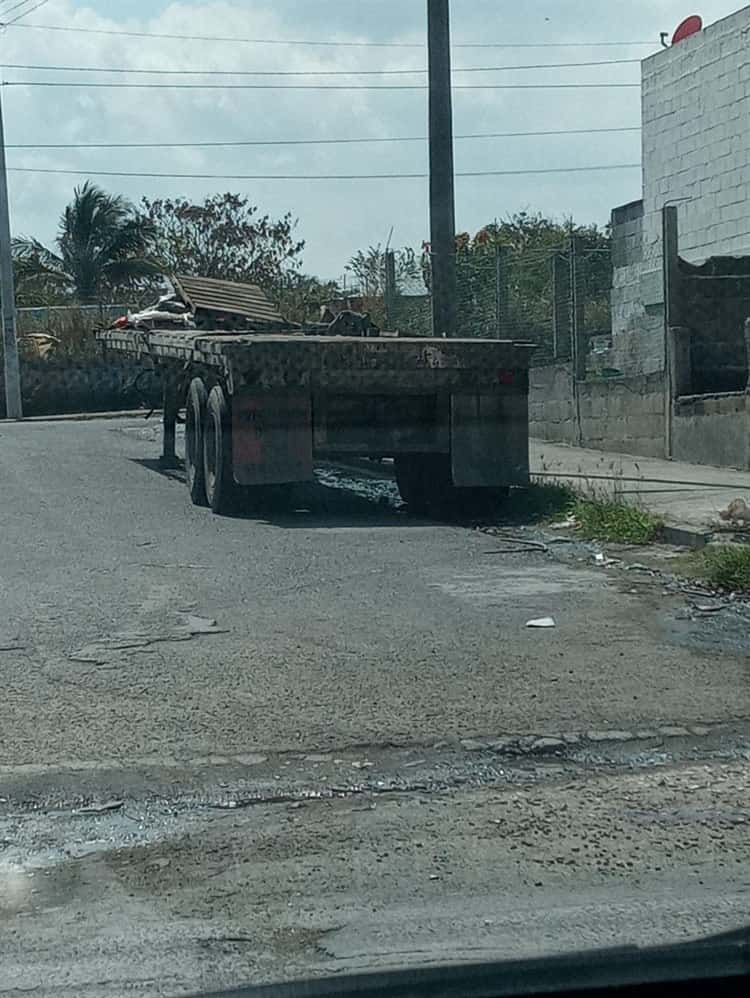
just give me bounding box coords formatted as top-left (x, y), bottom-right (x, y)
top-left (1, 416), bottom-right (749, 996)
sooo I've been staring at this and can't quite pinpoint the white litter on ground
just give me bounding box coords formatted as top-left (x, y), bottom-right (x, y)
top-left (526, 617), bottom-right (556, 628)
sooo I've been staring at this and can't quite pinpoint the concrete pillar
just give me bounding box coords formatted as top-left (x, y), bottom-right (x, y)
top-left (744, 317), bottom-right (750, 390)
top-left (662, 207), bottom-right (681, 460)
top-left (662, 206), bottom-right (681, 328)
top-left (667, 325), bottom-right (692, 398)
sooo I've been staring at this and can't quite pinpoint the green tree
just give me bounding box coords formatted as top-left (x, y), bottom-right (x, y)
top-left (141, 192), bottom-right (304, 287)
top-left (13, 182), bottom-right (158, 304)
top-left (345, 244), bottom-right (424, 329)
top-left (274, 272), bottom-right (342, 324)
top-left (421, 212), bottom-right (611, 342)
top-left (345, 244), bottom-right (422, 297)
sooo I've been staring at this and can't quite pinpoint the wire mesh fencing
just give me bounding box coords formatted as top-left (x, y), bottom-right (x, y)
top-left (0, 303), bottom-right (161, 417)
top-left (384, 241), bottom-right (612, 367)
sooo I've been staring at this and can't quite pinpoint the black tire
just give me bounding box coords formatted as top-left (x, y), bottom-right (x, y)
top-left (394, 455), bottom-right (421, 509)
top-left (395, 454), bottom-right (450, 514)
top-left (396, 454), bottom-right (509, 517)
top-left (185, 378), bottom-right (208, 506)
top-left (203, 385), bottom-right (237, 515)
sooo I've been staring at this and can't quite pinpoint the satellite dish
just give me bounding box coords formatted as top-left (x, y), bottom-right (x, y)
top-left (672, 14), bottom-right (703, 45)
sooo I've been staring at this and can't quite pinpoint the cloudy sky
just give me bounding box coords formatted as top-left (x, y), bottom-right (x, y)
top-left (0, 1), bottom-right (743, 280)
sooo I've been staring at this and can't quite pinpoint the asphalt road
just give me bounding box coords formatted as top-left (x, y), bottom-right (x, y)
top-left (1, 416), bottom-right (748, 770)
top-left (1, 415), bottom-right (750, 996)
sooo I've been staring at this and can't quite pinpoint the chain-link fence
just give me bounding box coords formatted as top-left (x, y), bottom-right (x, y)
top-left (16, 304), bottom-right (127, 358)
top-left (385, 241), bottom-right (612, 368)
top-left (1, 303), bottom-right (162, 417)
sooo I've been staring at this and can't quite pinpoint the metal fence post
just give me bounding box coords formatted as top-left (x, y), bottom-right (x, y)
top-left (384, 250), bottom-right (397, 330)
top-left (570, 236), bottom-right (586, 381)
top-left (551, 253), bottom-right (559, 359)
top-left (569, 236), bottom-right (578, 372)
top-left (495, 244), bottom-right (507, 338)
top-left (568, 234), bottom-right (584, 444)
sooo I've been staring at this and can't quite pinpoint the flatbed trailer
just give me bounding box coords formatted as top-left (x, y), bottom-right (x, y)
top-left (97, 327), bottom-right (534, 514)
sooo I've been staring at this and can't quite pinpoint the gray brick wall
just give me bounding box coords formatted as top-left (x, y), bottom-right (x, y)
top-left (610, 200), bottom-right (666, 375)
top-left (579, 374), bottom-right (666, 458)
top-left (641, 6), bottom-right (750, 302)
top-left (528, 364), bottom-right (577, 445)
top-left (672, 392), bottom-right (749, 468)
top-left (529, 363), bottom-right (666, 458)
top-left (609, 7), bottom-right (750, 379)
top-left (529, 363), bottom-right (750, 468)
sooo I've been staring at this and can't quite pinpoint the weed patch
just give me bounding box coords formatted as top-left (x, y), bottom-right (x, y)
top-left (503, 482), bottom-right (577, 523)
top-left (698, 545), bottom-right (750, 591)
top-left (573, 498), bottom-right (663, 544)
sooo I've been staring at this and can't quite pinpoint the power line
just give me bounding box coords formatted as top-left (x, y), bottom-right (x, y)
top-left (2, 0), bottom-right (47, 27)
top-left (3, 79), bottom-right (640, 90)
top-left (7, 164), bottom-right (641, 180)
top-left (5, 125), bottom-right (642, 151)
top-left (0, 58), bottom-right (642, 77)
top-left (0, 0), bottom-right (39, 19)
top-left (1, 21), bottom-right (656, 49)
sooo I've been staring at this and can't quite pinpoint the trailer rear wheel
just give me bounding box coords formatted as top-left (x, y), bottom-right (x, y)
top-left (395, 454), bottom-right (448, 514)
top-left (203, 385), bottom-right (238, 515)
top-left (185, 378), bottom-right (208, 506)
top-left (396, 454), bottom-right (509, 516)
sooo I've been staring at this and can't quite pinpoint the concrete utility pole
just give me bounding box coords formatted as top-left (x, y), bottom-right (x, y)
top-left (0, 87), bottom-right (22, 418)
top-left (427, 0), bottom-right (457, 338)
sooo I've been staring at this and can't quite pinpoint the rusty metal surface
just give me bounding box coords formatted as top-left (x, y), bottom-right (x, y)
top-left (232, 393), bottom-right (313, 485)
top-left (173, 275), bottom-right (284, 324)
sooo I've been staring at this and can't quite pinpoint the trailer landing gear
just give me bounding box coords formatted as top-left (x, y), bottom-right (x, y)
top-left (160, 379), bottom-right (181, 470)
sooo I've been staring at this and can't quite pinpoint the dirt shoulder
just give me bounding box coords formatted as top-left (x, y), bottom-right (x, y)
top-left (2, 754), bottom-right (749, 997)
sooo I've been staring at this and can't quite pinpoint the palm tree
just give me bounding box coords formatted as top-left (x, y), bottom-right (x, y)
top-left (13, 182), bottom-right (159, 304)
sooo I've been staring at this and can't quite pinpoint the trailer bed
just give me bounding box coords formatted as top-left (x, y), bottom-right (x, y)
top-left (99, 329), bottom-right (533, 393)
top-left (97, 327), bottom-right (535, 513)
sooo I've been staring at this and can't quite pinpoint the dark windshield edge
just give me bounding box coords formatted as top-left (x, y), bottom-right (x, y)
top-left (190, 927), bottom-right (750, 998)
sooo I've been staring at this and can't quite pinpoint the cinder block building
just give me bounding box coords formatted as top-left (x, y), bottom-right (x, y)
top-left (612, 4), bottom-right (750, 377)
top-left (532, 6), bottom-right (750, 468)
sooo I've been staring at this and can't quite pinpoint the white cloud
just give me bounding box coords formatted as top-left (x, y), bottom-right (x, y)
top-left (1, 0), bottom-right (745, 278)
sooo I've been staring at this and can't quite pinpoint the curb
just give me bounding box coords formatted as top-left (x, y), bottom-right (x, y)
top-left (661, 523), bottom-right (712, 549)
top-left (6, 409), bottom-right (161, 424)
top-left (327, 463), bottom-right (715, 549)
top-left (458, 720), bottom-right (743, 759)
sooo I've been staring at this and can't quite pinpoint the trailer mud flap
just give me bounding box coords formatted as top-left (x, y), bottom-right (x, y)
top-left (232, 393), bottom-right (313, 486)
top-left (450, 393), bottom-right (529, 488)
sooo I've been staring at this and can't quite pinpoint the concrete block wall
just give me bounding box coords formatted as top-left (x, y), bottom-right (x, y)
top-left (578, 374), bottom-right (665, 458)
top-left (610, 200), bottom-right (666, 376)
top-left (528, 363), bottom-right (666, 458)
top-left (641, 6), bottom-right (750, 307)
top-left (0, 359), bottom-right (161, 417)
top-left (672, 391), bottom-right (749, 469)
top-left (528, 364), bottom-right (577, 445)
